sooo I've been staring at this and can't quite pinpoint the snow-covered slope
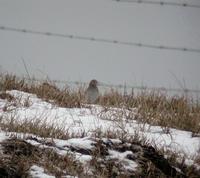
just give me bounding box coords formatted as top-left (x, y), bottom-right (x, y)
top-left (0, 90), bottom-right (199, 158)
top-left (0, 90), bottom-right (200, 177)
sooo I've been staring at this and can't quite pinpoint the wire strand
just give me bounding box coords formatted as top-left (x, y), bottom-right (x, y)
top-left (24, 77), bottom-right (200, 94)
top-left (113, 0), bottom-right (200, 9)
top-left (0, 25), bottom-right (200, 54)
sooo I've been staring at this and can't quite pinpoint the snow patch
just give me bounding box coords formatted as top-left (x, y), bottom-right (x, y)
top-left (0, 90), bottom-right (200, 162)
top-left (30, 165), bottom-right (55, 178)
top-left (108, 150), bottom-right (138, 171)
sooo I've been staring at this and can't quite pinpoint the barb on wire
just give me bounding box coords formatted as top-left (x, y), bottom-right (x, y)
top-left (0, 25), bottom-right (200, 53)
top-left (113, 0), bottom-right (200, 9)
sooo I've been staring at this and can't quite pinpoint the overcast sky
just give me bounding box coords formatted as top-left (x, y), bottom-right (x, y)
top-left (0, 0), bottom-right (200, 91)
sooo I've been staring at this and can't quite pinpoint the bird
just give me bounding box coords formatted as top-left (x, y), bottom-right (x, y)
top-left (85, 79), bottom-right (99, 104)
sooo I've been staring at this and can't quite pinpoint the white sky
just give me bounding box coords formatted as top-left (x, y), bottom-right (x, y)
top-left (0, 0), bottom-right (200, 90)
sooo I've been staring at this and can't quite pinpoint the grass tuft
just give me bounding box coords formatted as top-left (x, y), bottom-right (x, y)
top-left (0, 74), bottom-right (200, 134)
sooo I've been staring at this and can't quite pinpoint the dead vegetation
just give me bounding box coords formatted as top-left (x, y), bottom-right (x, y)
top-left (0, 138), bottom-right (84, 178)
top-left (1, 136), bottom-right (199, 178)
top-left (0, 92), bottom-right (15, 101)
top-left (0, 115), bottom-right (71, 140)
top-left (0, 74), bottom-right (84, 108)
top-left (99, 89), bottom-right (200, 134)
top-left (0, 74), bottom-right (200, 177)
top-left (1, 74), bottom-right (199, 134)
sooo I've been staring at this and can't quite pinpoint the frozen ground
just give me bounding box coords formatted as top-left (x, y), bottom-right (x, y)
top-left (0, 90), bottom-right (200, 177)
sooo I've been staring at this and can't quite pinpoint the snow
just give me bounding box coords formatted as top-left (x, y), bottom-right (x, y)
top-left (139, 126), bottom-right (200, 158)
top-left (0, 131), bottom-right (9, 142)
top-left (65, 137), bottom-right (94, 149)
top-left (0, 90), bottom-right (200, 163)
top-left (0, 131), bottom-right (9, 153)
top-left (30, 165), bottom-right (55, 178)
top-left (108, 150), bottom-right (138, 171)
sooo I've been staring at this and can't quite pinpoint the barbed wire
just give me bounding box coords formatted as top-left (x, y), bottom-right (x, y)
top-left (113, 0), bottom-right (200, 9)
top-left (24, 77), bottom-right (200, 94)
top-left (0, 25), bottom-right (200, 53)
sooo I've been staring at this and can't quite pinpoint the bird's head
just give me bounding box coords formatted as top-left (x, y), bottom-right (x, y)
top-left (89, 79), bottom-right (98, 88)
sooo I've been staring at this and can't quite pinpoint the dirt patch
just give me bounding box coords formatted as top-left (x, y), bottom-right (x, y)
top-left (0, 92), bottom-right (15, 102)
top-left (0, 138), bottom-right (83, 178)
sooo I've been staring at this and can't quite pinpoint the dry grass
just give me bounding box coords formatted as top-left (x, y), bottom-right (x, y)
top-left (0, 74), bottom-right (200, 177)
top-left (0, 115), bottom-right (71, 140)
top-left (1, 131), bottom-right (199, 178)
top-left (0, 74), bottom-right (84, 108)
top-left (99, 90), bottom-right (200, 134)
top-left (0, 73), bottom-right (200, 134)
top-left (0, 138), bottom-right (84, 178)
